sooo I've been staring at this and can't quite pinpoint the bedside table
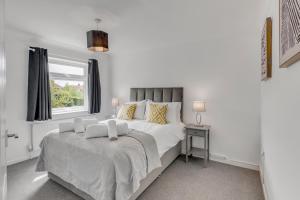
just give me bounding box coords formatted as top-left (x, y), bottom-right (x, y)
top-left (185, 124), bottom-right (211, 167)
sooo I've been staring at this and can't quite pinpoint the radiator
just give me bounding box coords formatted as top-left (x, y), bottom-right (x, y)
top-left (29, 119), bottom-right (72, 158)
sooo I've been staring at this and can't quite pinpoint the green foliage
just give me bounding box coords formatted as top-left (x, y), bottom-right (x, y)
top-left (50, 80), bottom-right (84, 108)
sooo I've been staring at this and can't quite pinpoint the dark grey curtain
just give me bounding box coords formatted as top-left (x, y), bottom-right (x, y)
top-left (88, 59), bottom-right (101, 114)
top-left (26, 47), bottom-right (52, 121)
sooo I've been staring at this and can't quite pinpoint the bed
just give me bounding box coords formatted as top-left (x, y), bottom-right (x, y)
top-left (37, 87), bottom-right (184, 200)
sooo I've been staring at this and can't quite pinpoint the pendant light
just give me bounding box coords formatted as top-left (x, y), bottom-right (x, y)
top-left (87, 18), bottom-right (109, 52)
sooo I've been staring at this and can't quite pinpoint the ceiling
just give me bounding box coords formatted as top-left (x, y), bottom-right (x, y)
top-left (5, 0), bottom-right (261, 53)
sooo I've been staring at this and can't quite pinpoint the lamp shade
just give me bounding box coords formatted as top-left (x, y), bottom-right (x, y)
top-left (112, 98), bottom-right (119, 108)
top-left (87, 30), bottom-right (109, 52)
top-left (193, 101), bottom-right (206, 112)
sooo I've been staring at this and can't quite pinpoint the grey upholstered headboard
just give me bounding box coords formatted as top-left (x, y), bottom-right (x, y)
top-left (130, 87), bottom-right (184, 120)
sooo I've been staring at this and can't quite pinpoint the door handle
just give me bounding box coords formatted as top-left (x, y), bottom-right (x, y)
top-left (5, 129), bottom-right (19, 147)
top-left (7, 133), bottom-right (19, 139)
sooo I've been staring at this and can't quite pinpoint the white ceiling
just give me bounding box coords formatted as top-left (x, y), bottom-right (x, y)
top-left (5, 0), bottom-right (261, 53)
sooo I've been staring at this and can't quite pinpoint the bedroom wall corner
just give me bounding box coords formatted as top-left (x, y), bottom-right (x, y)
top-left (260, 0), bottom-right (300, 199)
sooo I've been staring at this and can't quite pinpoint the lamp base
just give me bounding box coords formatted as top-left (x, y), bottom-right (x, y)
top-left (195, 112), bottom-right (202, 126)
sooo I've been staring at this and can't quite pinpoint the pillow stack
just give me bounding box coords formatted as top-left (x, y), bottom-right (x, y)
top-left (116, 100), bottom-right (182, 125)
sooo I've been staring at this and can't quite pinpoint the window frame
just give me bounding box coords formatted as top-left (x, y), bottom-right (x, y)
top-left (48, 57), bottom-right (89, 115)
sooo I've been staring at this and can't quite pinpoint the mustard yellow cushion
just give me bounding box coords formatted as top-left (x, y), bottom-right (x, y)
top-left (147, 104), bottom-right (168, 124)
top-left (117, 104), bottom-right (137, 120)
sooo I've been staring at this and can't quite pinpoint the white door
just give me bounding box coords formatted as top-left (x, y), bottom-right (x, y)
top-left (0, 0), bottom-right (7, 199)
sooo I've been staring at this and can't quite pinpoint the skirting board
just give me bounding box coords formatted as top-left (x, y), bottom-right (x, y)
top-left (260, 167), bottom-right (269, 200)
top-left (7, 155), bottom-right (31, 166)
top-left (209, 153), bottom-right (259, 171)
top-left (6, 150), bottom-right (40, 166)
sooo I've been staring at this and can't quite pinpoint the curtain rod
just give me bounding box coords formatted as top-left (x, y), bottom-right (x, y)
top-left (28, 47), bottom-right (36, 52)
top-left (49, 54), bottom-right (87, 63)
top-left (28, 47), bottom-right (90, 64)
top-left (48, 53), bottom-right (88, 64)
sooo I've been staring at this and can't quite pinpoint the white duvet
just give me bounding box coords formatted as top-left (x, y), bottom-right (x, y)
top-left (112, 119), bottom-right (185, 157)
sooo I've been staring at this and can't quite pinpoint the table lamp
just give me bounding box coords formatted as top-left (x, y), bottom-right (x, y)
top-left (193, 101), bottom-right (206, 126)
top-left (111, 97), bottom-right (119, 118)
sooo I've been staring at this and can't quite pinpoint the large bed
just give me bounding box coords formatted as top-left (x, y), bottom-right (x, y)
top-left (37, 87), bottom-right (184, 200)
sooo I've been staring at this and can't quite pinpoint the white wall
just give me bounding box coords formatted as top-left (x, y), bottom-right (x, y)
top-left (112, 1), bottom-right (262, 168)
top-left (261, 0), bottom-right (300, 199)
top-left (5, 27), bottom-right (112, 165)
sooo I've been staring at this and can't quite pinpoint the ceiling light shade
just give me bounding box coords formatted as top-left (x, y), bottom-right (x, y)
top-left (87, 19), bottom-right (109, 52)
top-left (87, 30), bottom-right (109, 52)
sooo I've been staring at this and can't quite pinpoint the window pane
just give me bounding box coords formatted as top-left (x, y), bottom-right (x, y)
top-left (49, 63), bottom-right (84, 76)
top-left (50, 80), bottom-right (85, 109)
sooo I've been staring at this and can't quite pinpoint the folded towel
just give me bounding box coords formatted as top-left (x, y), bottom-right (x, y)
top-left (84, 122), bottom-right (128, 139)
top-left (74, 118), bottom-right (98, 133)
top-left (83, 118), bottom-right (99, 127)
top-left (59, 122), bottom-right (74, 133)
top-left (107, 120), bottom-right (118, 141)
top-left (85, 124), bottom-right (108, 139)
top-left (116, 122), bottom-right (129, 136)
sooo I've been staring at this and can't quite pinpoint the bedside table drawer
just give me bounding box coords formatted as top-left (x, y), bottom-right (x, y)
top-left (187, 129), bottom-right (206, 137)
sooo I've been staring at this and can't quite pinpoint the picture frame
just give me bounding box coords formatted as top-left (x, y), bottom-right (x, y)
top-left (279, 0), bottom-right (300, 68)
top-left (261, 17), bottom-right (272, 80)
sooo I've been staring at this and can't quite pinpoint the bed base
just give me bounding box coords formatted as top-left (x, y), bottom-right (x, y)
top-left (48, 141), bottom-right (182, 200)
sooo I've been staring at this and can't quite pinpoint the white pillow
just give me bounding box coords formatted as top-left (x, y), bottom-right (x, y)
top-left (74, 118), bottom-right (98, 133)
top-left (126, 100), bottom-right (146, 120)
top-left (145, 101), bottom-right (181, 123)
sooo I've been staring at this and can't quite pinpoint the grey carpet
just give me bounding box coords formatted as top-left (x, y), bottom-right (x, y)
top-left (7, 156), bottom-right (264, 200)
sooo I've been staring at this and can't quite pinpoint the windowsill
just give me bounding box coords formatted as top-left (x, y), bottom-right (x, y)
top-left (52, 110), bottom-right (91, 120)
top-left (28, 111), bottom-right (98, 125)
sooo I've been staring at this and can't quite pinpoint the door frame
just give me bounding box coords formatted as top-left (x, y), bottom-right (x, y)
top-left (0, 0), bottom-right (7, 198)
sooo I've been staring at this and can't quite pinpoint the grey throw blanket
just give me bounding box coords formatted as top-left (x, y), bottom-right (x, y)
top-left (36, 129), bottom-right (161, 200)
top-left (126, 129), bottom-right (161, 174)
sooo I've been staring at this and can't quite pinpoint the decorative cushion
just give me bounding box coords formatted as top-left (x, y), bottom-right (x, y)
top-left (126, 100), bottom-right (146, 119)
top-left (145, 101), bottom-right (181, 123)
top-left (146, 103), bottom-right (168, 124)
top-left (117, 104), bottom-right (137, 120)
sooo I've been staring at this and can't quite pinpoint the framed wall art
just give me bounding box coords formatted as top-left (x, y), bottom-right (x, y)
top-left (280, 0), bottom-right (300, 68)
top-left (261, 17), bottom-right (272, 80)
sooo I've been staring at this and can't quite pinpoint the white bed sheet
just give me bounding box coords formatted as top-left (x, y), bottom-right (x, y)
top-left (113, 119), bottom-right (185, 157)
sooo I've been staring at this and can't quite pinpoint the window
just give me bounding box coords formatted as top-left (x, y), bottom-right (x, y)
top-left (49, 57), bottom-right (88, 115)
